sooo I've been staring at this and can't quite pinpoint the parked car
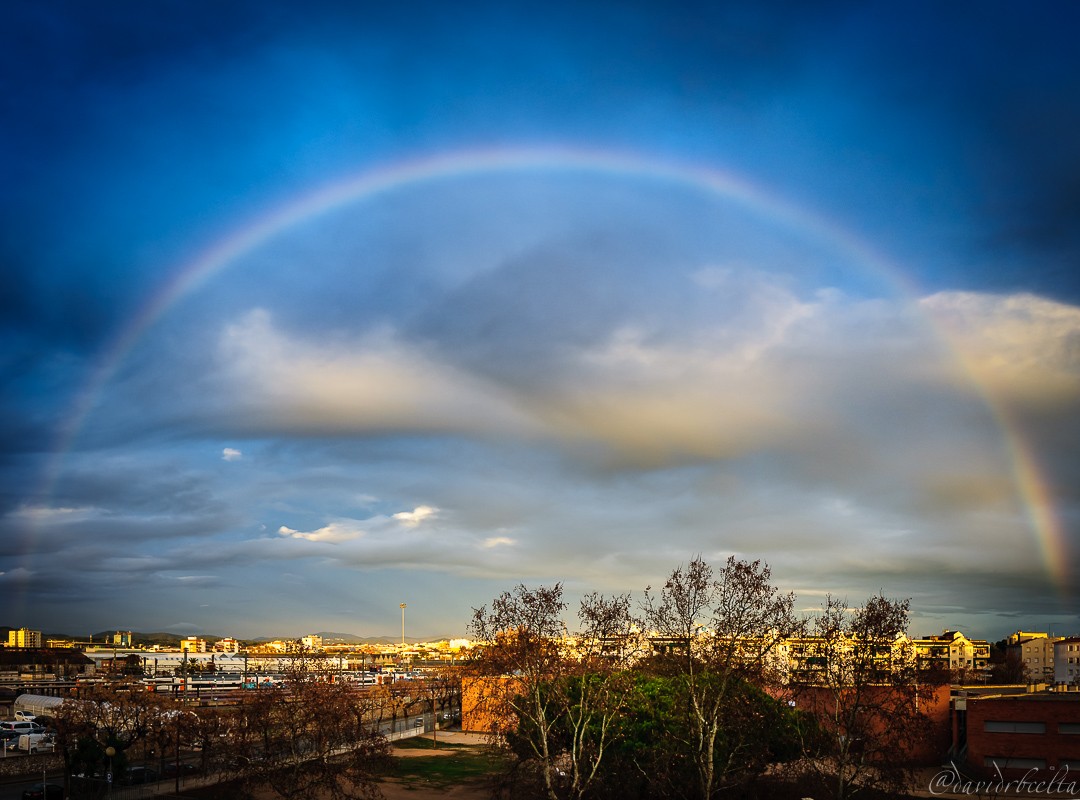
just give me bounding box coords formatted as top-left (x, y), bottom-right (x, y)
top-left (162, 761), bottom-right (200, 778)
top-left (14, 711), bottom-right (37, 722)
top-left (21, 784), bottom-right (63, 800)
top-left (2, 729), bottom-right (21, 749)
top-left (1, 721), bottom-right (45, 736)
top-left (19, 732), bottom-right (56, 753)
top-left (120, 766), bottom-right (159, 785)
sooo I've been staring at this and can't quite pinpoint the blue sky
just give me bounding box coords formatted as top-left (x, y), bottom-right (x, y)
top-left (2, 1), bottom-right (1079, 641)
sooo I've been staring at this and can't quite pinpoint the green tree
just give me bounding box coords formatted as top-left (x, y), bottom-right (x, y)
top-left (574, 670), bottom-right (804, 800)
top-left (643, 556), bottom-right (799, 799)
top-left (558, 592), bottom-right (639, 800)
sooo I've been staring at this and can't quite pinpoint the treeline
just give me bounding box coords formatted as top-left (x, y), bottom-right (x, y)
top-left (50, 663), bottom-right (458, 800)
top-left (464, 556), bottom-right (940, 800)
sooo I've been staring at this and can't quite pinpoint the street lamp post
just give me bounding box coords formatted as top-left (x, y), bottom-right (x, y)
top-left (105, 745), bottom-right (116, 797)
top-left (400, 603), bottom-right (407, 646)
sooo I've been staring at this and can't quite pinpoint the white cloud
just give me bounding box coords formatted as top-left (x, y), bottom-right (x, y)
top-left (277, 522), bottom-right (363, 543)
top-left (921, 291), bottom-right (1080, 406)
top-left (222, 447), bottom-right (242, 461)
top-left (393, 505), bottom-right (438, 527)
top-left (207, 286), bottom-right (1079, 474)
top-left (178, 287), bottom-right (1078, 625)
top-left (218, 310), bottom-right (538, 437)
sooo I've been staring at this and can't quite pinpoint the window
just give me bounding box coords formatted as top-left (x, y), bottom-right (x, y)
top-left (985, 757), bottom-right (1046, 770)
top-left (1060, 723), bottom-right (1080, 735)
top-left (983, 721), bottom-right (1046, 734)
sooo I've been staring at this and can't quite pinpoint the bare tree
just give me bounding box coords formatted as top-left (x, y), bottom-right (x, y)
top-left (792, 593), bottom-right (938, 800)
top-left (467, 583), bottom-right (569, 800)
top-left (227, 661), bottom-right (389, 800)
top-left (416, 666), bottom-right (462, 747)
top-left (54, 683), bottom-right (166, 784)
top-left (560, 591), bottom-right (639, 800)
top-left (467, 583), bottom-right (641, 800)
top-left (643, 556), bottom-right (799, 799)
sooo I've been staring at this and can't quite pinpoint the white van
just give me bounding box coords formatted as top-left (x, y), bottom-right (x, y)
top-left (19, 732), bottom-right (55, 753)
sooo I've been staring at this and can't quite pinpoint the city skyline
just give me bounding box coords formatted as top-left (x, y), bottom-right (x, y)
top-left (2, 2), bottom-right (1079, 641)
top-left (2, 622), bottom-right (1071, 649)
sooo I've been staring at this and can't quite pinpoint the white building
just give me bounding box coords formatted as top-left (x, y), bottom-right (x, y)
top-left (213, 637), bottom-right (240, 653)
top-left (1054, 638), bottom-right (1080, 685)
top-left (83, 649), bottom-right (248, 674)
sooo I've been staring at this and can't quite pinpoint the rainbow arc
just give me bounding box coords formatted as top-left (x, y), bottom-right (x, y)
top-left (39, 145), bottom-right (1068, 593)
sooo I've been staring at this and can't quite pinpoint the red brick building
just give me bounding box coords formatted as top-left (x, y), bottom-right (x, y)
top-left (961, 692), bottom-right (1080, 777)
top-left (791, 683), bottom-right (952, 765)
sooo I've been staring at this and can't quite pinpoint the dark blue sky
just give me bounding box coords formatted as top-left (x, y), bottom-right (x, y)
top-left (2, 1), bottom-right (1079, 640)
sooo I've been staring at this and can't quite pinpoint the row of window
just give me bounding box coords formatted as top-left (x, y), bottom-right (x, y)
top-left (984, 721), bottom-right (1080, 735)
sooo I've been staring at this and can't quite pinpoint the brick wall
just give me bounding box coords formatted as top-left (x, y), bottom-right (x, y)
top-left (965, 695), bottom-right (1080, 777)
top-left (792, 683), bottom-right (951, 765)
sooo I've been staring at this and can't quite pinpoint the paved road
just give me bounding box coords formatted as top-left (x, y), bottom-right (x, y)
top-left (0, 760), bottom-right (64, 800)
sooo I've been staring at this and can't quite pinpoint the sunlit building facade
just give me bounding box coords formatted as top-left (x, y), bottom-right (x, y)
top-left (1054, 638), bottom-right (1080, 685)
top-left (6, 628), bottom-right (42, 648)
top-left (1007, 632), bottom-right (1062, 682)
top-left (911, 630), bottom-right (990, 675)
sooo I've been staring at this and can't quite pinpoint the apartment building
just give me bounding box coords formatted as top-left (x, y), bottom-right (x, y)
top-left (1007, 632), bottom-right (1062, 682)
top-left (911, 630), bottom-right (990, 675)
top-left (785, 630), bottom-right (989, 681)
top-left (6, 628), bottom-right (43, 648)
top-left (213, 637), bottom-right (240, 653)
top-left (1054, 638), bottom-right (1080, 685)
top-left (180, 636), bottom-right (208, 653)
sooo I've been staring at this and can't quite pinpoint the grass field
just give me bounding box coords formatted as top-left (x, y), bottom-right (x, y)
top-left (387, 738), bottom-right (505, 788)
